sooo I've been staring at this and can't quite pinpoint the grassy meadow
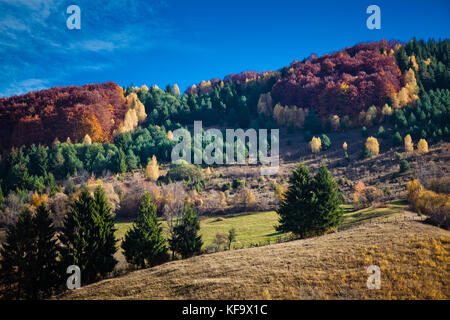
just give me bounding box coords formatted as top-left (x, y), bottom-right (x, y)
top-left (114, 201), bottom-right (410, 252)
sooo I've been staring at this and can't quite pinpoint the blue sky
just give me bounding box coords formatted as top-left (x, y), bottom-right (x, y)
top-left (1, 0), bottom-right (449, 97)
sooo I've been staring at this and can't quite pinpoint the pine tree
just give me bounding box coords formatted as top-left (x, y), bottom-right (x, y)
top-left (169, 202), bottom-right (203, 259)
top-left (276, 164), bottom-right (342, 238)
top-left (93, 187), bottom-right (117, 276)
top-left (60, 188), bottom-right (101, 284)
top-left (0, 205), bottom-right (60, 299)
top-left (121, 193), bottom-right (167, 268)
top-left (31, 203), bottom-right (62, 299)
top-left (0, 185), bottom-right (4, 210)
top-left (311, 166), bottom-right (343, 234)
top-left (125, 149), bottom-right (138, 171)
top-left (320, 134), bottom-right (331, 150)
top-left (276, 164), bottom-right (314, 237)
top-left (0, 209), bottom-right (35, 299)
top-left (393, 132), bottom-right (403, 146)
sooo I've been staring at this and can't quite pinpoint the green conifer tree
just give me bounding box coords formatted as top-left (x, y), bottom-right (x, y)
top-left (169, 202), bottom-right (203, 259)
top-left (122, 193), bottom-right (167, 268)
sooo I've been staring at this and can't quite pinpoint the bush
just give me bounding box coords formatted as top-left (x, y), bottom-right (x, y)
top-left (232, 178), bottom-right (245, 190)
top-left (399, 159), bottom-right (410, 173)
top-left (221, 181), bottom-right (231, 192)
top-left (320, 134), bottom-right (331, 150)
top-left (353, 182), bottom-right (383, 209)
top-left (425, 177), bottom-right (450, 194)
top-left (393, 132), bottom-right (403, 146)
top-left (166, 163), bottom-right (202, 182)
top-left (407, 179), bottom-right (450, 229)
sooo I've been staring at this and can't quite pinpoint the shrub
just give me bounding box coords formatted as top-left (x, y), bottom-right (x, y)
top-left (393, 132), bottom-right (403, 146)
top-left (353, 182), bottom-right (383, 209)
top-left (399, 159), bottom-right (410, 173)
top-left (407, 179), bottom-right (449, 229)
top-left (232, 178), bottom-right (245, 190)
top-left (365, 137), bottom-right (379, 156)
top-left (166, 162), bottom-right (202, 182)
top-left (309, 136), bottom-right (322, 153)
top-left (320, 134), bottom-right (331, 150)
top-left (221, 181), bottom-right (231, 192)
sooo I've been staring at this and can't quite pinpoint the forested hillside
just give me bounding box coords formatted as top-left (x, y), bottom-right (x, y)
top-left (0, 39), bottom-right (449, 200)
top-left (0, 82), bottom-right (131, 151)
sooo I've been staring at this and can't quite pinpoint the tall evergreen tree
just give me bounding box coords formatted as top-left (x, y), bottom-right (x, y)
top-left (0, 205), bottom-right (60, 299)
top-left (310, 166), bottom-right (343, 234)
top-left (276, 164), bottom-right (342, 238)
top-left (121, 193), bottom-right (167, 268)
top-left (0, 209), bottom-right (35, 299)
top-left (60, 188), bottom-right (101, 284)
top-left (30, 203), bottom-right (61, 299)
top-left (169, 202), bottom-right (203, 259)
top-left (93, 187), bottom-right (118, 276)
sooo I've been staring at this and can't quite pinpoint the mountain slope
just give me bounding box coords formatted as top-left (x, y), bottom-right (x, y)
top-left (61, 220), bottom-right (450, 300)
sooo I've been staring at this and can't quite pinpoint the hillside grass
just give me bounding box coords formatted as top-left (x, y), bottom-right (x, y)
top-left (62, 220), bottom-right (450, 300)
top-left (114, 201), bottom-right (409, 250)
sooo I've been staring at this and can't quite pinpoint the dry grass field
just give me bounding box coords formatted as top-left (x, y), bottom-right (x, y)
top-left (61, 220), bottom-right (450, 300)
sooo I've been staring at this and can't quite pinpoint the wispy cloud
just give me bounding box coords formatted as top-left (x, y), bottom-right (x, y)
top-left (0, 0), bottom-right (170, 97)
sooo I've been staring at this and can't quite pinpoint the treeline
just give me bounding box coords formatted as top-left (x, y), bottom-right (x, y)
top-left (0, 124), bottom-right (175, 198)
top-left (0, 82), bottom-right (129, 151)
top-left (393, 39), bottom-right (450, 142)
top-left (126, 71), bottom-right (278, 129)
top-left (0, 187), bottom-right (203, 299)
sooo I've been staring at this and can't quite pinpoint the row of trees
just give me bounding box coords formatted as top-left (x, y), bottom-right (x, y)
top-left (121, 193), bottom-right (203, 268)
top-left (0, 187), bottom-right (117, 299)
top-left (0, 187), bottom-right (204, 299)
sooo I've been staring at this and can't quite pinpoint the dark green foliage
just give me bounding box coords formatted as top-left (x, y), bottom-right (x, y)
top-left (125, 149), bottom-right (139, 171)
top-left (304, 110), bottom-right (322, 134)
top-left (0, 205), bottom-right (61, 299)
top-left (360, 147), bottom-right (372, 159)
top-left (232, 178), bottom-right (245, 190)
top-left (320, 134), bottom-right (331, 150)
top-left (399, 159), bottom-right (410, 173)
top-left (393, 132), bottom-right (403, 146)
top-left (60, 188), bottom-right (117, 285)
top-left (227, 228), bottom-right (236, 250)
top-left (276, 164), bottom-right (343, 238)
top-left (165, 162), bottom-right (202, 182)
top-left (169, 202), bottom-right (203, 259)
top-left (121, 193), bottom-right (167, 268)
top-left (93, 187), bottom-right (118, 276)
top-left (0, 185), bottom-right (4, 210)
top-left (361, 126), bottom-right (368, 138)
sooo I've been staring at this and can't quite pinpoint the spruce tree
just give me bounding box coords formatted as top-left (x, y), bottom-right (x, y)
top-left (310, 166), bottom-right (343, 234)
top-left (0, 209), bottom-right (35, 299)
top-left (60, 188), bottom-right (101, 284)
top-left (31, 203), bottom-right (61, 299)
top-left (169, 202), bottom-right (203, 259)
top-left (276, 164), bottom-right (342, 238)
top-left (122, 193), bottom-right (167, 268)
top-left (93, 187), bottom-right (117, 276)
top-left (0, 185), bottom-right (4, 210)
top-left (276, 164), bottom-right (315, 237)
top-left (0, 205), bottom-right (60, 299)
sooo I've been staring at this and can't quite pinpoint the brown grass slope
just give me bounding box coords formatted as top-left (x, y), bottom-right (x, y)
top-left (62, 221), bottom-right (450, 300)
